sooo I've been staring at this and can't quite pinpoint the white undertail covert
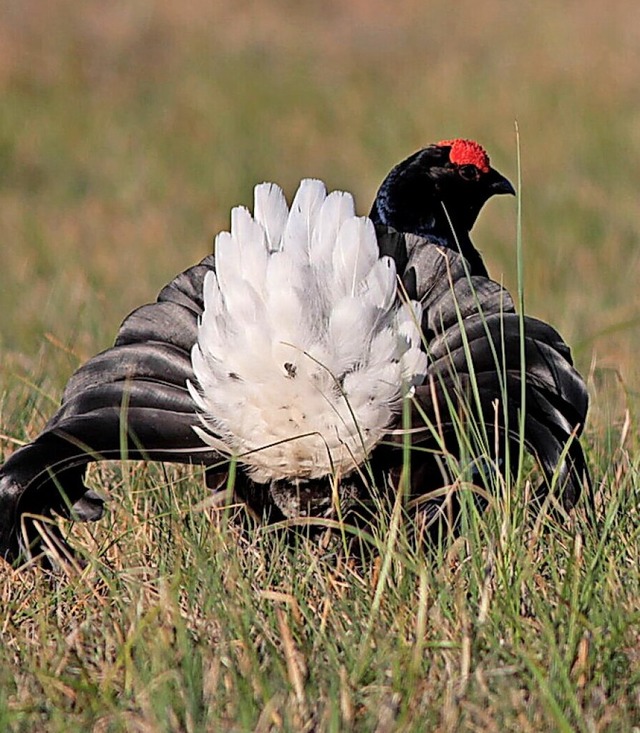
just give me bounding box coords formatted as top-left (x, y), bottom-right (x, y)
top-left (188, 180), bottom-right (427, 483)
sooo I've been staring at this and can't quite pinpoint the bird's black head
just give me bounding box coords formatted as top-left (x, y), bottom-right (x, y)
top-left (370, 139), bottom-right (515, 273)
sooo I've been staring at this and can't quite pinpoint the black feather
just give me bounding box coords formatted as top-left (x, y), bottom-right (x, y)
top-left (0, 256), bottom-right (221, 561)
top-left (0, 157), bottom-right (590, 562)
top-left (380, 228), bottom-right (590, 513)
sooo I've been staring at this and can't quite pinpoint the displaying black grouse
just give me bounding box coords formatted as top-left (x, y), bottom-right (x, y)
top-left (0, 139), bottom-right (590, 563)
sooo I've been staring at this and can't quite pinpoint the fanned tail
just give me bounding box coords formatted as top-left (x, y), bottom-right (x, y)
top-left (189, 182), bottom-right (427, 483)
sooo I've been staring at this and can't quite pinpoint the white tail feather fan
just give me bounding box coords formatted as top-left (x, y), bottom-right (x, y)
top-left (188, 179), bottom-right (428, 483)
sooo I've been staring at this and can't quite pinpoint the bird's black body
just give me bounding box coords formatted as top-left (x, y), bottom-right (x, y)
top-left (0, 140), bottom-right (590, 563)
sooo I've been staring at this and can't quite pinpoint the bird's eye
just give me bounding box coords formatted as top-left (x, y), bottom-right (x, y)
top-left (458, 164), bottom-right (480, 181)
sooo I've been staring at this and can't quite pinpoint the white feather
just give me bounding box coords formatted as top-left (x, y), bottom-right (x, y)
top-left (331, 217), bottom-right (378, 297)
top-left (401, 347), bottom-right (428, 387)
top-left (368, 326), bottom-right (399, 368)
top-left (282, 179), bottom-right (327, 258)
top-left (359, 256), bottom-right (397, 312)
top-left (229, 206), bottom-right (268, 293)
top-left (213, 231), bottom-right (241, 300)
top-left (328, 296), bottom-right (373, 373)
top-left (253, 183), bottom-right (289, 251)
top-left (190, 179), bottom-right (427, 483)
top-left (186, 377), bottom-right (208, 413)
top-left (309, 190), bottom-right (356, 271)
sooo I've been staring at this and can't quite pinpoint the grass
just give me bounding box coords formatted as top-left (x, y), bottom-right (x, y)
top-left (2, 456), bottom-right (639, 731)
top-left (1, 1), bottom-right (640, 730)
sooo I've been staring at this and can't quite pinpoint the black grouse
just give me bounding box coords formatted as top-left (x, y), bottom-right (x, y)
top-left (0, 139), bottom-right (590, 563)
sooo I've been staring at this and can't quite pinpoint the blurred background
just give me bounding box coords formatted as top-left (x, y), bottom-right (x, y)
top-left (1, 0), bottom-right (638, 441)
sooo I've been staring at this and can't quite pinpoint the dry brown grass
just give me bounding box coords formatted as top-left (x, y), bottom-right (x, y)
top-left (1, 2), bottom-right (639, 730)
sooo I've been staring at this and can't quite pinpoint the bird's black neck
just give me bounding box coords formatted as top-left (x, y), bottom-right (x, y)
top-left (369, 190), bottom-right (488, 278)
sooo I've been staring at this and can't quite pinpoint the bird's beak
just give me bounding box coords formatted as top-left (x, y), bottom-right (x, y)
top-left (487, 167), bottom-right (516, 196)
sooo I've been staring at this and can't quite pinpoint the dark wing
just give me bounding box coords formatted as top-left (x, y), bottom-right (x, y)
top-left (377, 227), bottom-right (590, 511)
top-left (0, 228), bottom-right (591, 562)
top-left (0, 255), bottom-right (226, 561)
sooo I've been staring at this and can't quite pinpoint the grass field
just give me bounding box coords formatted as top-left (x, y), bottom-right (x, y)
top-left (1, 1), bottom-right (639, 730)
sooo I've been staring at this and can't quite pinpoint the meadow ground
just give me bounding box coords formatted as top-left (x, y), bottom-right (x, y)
top-left (0, 1), bottom-right (639, 730)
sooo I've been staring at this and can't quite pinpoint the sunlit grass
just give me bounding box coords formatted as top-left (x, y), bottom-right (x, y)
top-left (1, 1), bottom-right (639, 730)
top-left (1, 433), bottom-right (638, 731)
